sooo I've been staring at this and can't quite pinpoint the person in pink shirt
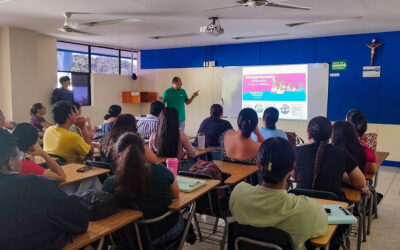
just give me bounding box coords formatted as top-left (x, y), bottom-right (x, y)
top-left (149, 107), bottom-right (196, 160)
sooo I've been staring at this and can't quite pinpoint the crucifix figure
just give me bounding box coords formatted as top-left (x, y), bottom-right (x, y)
top-left (366, 38), bottom-right (382, 66)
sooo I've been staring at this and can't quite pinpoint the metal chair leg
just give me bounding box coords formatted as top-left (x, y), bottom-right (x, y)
top-left (220, 218), bottom-right (229, 250)
top-left (367, 190), bottom-right (374, 235)
top-left (212, 217), bottom-right (219, 234)
top-left (193, 213), bottom-right (203, 240)
top-left (373, 189), bottom-right (379, 218)
top-left (356, 206), bottom-right (363, 250)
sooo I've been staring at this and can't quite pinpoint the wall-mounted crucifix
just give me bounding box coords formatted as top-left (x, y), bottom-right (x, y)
top-left (366, 38), bottom-right (382, 66)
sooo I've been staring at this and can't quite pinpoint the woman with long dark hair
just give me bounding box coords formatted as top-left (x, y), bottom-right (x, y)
top-left (294, 116), bottom-right (367, 200)
top-left (251, 107), bottom-right (287, 141)
top-left (220, 108), bottom-right (264, 164)
top-left (101, 105), bottom-right (122, 134)
top-left (102, 133), bottom-right (182, 244)
top-left (149, 107), bottom-right (196, 159)
top-left (333, 121), bottom-right (377, 174)
top-left (30, 103), bottom-right (52, 131)
top-left (100, 114), bottom-right (157, 163)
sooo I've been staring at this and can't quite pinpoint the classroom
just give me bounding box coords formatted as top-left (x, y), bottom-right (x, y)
top-left (0, 0), bottom-right (399, 249)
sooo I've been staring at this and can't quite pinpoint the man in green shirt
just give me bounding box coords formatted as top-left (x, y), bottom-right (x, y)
top-left (162, 77), bottom-right (199, 131)
top-left (229, 137), bottom-right (328, 250)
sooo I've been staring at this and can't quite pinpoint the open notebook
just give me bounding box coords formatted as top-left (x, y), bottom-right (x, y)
top-left (177, 176), bottom-right (206, 193)
top-left (323, 205), bottom-right (357, 225)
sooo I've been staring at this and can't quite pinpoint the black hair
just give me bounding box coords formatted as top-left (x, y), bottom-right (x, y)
top-left (257, 137), bottom-right (295, 185)
top-left (30, 103), bottom-right (44, 116)
top-left (0, 129), bottom-right (18, 170)
top-left (101, 114), bottom-right (137, 160)
top-left (59, 76), bottom-right (70, 84)
top-left (104, 105), bottom-right (122, 120)
top-left (150, 101), bottom-right (165, 117)
top-left (72, 102), bottom-right (81, 111)
top-left (114, 132), bottom-right (150, 200)
top-left (332, 121), bottom-right (367, 172)
top-left (347, 110), bottom-right (367, 137)
top-left (307, 116), bottom-right (332, 189)
top-left (237, 108), bottom-right (258, 139)
top-left (154, 107), bottom-right (180, 157)
top-left (12, 123), bottom-right (39, 152)
top-left (263, 107), bottom-right (279, 130)
top-left (52, 101), bottom-right (74, 125)
top-left (172, 76), bottom-right (180, 84)
top-left (210, 104), bottom-right (223, 118)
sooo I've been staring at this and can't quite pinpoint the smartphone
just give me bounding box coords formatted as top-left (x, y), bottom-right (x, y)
top-left (324, 208), bottom-right (331, 214)
top-left (76, 165), bottom-right (93, 172)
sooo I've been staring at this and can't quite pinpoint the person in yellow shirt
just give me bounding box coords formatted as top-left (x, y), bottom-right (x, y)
top-left (44, 101), bottom-right (93, 163)
top-left (229, 137), bottom-right (328, 250)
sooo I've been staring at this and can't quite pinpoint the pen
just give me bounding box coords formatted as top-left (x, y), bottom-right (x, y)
top-left (189, 181), bottom-right (201, 187)
top-left (339, 206), bottom-right (351, 216)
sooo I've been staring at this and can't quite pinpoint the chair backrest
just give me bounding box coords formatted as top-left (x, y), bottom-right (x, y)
top-left (285, 132), bottom-right (296, 147)
top-left (48, 154), bottom-right (67, 165)
top-left (85, 160), bottom-right (116, 174)
top-left (228, 221), bottom-right (294, 250)
top-left (288, 188), bottom-right (339, 201)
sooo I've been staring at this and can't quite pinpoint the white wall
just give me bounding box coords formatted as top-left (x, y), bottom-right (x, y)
top-left (0, 27), bottom-right (13, 120)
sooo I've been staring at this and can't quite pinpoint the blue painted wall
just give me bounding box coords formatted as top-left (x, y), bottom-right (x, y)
top-left (141, 31), bottom-right (400, 125)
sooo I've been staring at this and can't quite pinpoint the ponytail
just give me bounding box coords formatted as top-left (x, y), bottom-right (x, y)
top-left (114, 134), bottom-right (150, 200)
top-left (312, 141), bottom-right (328, 189)
top-left (237, 108), bottom-right (258, 139)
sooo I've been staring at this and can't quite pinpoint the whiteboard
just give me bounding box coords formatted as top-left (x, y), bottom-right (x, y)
top-left (222, 63), bottom-right (329, 120)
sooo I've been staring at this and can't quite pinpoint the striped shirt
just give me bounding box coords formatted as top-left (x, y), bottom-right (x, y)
top-left (137, 114), bottom-right (159, 139)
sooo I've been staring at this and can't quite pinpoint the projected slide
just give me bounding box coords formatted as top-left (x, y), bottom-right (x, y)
top-left (242, 64), bottom-right (308, 120)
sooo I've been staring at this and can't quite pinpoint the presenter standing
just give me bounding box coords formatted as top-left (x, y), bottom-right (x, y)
top-left (161, 77), bottom-right (199, 131)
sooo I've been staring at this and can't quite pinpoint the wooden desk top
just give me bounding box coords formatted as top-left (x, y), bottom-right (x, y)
top-left (60, 163), bottom-right (110, 186)
top-left (311, 198), bottom-right (349, 247)
top-left (63, 209), bottom-right (143, 250)
top-left (213, 160), bottom-right (258, 185)
top-left (155, 147), bottom-right (215, 163)
top-left (341, 187), bottom-right (361, 203)
top-left (169, 178), bottom-right (220, 211)
top-left (365, 151), bottom-right (389, 180)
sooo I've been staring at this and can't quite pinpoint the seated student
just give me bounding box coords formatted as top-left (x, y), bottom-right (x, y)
top-left (346, 109), bottom-right (377, 152)
top-left (332, 121), bottom-right (377, 174)
top-left (101, 114), bottom-right (157, 163)
top-left (12, 123), bottom-right (66, 182)
top-left (137, 101), bottom-right (165, 139)
top-left (251, 107), bottom-right (288, 141)
top-left (220, 108), bottom-right (264, 164)
top-left (229, 137), bottom-right (328, 250)
top-left (102, 132), bottom-right (183, 244)
top-left (0, 129), bottom-right (90, 249)
top-left (30, 103), bottom-right (52, 131)
top-left (43, 101), bottom-right (94, 163)
top-left (149, 107), bottom-right (196, 160)
top-left (293, 116), bottom-right (368, 200)
top-left (70, 102), bottom-right (94, 139)
top-left (101, 105), bottom-right (122, 135)
top-left (193, 104), bottom-right (233, 147)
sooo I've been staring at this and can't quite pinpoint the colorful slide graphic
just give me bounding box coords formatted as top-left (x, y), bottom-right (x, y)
top-left (242, 65), bottom-right (308, 120)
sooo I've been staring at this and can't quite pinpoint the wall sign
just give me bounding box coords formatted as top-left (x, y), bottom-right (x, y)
top-left (331, 60), bottom-right (347, 71)
top-left (363, 66), bottom-right (381, 77)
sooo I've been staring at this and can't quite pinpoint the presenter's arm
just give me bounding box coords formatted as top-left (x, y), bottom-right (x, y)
top-left (185, 90), bottom-right (199, 105)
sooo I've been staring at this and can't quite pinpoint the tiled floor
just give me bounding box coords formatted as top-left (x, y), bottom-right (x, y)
top-left (184, 166), bottom-right (400, 250)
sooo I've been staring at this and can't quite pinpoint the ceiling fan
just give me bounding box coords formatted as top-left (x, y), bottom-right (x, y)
top-left (286, 16), bottom-right (364, 27)
top-left (207, 0), bottom-right (311, 11)
top-left (58, 12), bottom-right (142, 35)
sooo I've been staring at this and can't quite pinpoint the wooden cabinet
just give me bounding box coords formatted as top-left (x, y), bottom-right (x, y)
top-left (122, 91), bottom-right (157, 103)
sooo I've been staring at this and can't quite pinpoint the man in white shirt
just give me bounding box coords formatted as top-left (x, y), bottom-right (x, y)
top-left (137, 101), bottom-right (165, 139)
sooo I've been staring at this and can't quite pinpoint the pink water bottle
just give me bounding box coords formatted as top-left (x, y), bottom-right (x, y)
top-left (166, 158), bottom-right (179, 178)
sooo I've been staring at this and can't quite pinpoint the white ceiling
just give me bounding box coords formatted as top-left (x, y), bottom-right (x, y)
top-left (1, 0), bottom-right (400, 50)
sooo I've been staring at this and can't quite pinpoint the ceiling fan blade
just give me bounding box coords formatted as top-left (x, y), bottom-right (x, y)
top-left (266, 2), bottom-right (311, 10)
top-left (79, 17), bottom-right (142, 27)
top-left (58, 27), bottom-right (97, 35)
top-left (286, 16), bottom-right (364, 27)
top-left (206, 5), bottom-right (242, 12)
top-left (0, 0), bottom-right (12, 4)
top-left (149, 33), bottom-right (200, 40)
top-left (232, 33), bottom-right (287, 40)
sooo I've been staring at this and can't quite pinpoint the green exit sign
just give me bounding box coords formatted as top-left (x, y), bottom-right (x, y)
top-left (331, 60), bottom-right (347, 71)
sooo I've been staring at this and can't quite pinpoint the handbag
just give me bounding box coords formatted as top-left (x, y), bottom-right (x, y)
top-left (72, 189), bottom-right (120, 221)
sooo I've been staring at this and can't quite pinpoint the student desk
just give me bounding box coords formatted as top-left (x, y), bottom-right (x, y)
top-left (63, 209), bottom-right (143, 250)
top-left (213, 160), bottom-right (258, 185)
top-left (310, 198), bottom-right (349, 247)
top-left (155, 146), bottom-right (215, 163)
top-left (169, 177), bottom-right (220, 250)
top-left (364, 151), bottom-right (389, 180)
top-left (60, 163), bottom-right (110, 186)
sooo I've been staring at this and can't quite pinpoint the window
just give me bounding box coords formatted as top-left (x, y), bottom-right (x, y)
top-left (91, 46), bottom-right (119, 75)
top-left (121, 50), bottom-right (138, 76)
top-left (57, 42), bottom-right (89, 73)
top-left (71, 73), bottom-right (91, 106)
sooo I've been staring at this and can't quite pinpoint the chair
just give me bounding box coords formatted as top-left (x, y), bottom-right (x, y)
top-left (85, 160), bottom-right (116, 173)
top-left (48, 154), bottom-right (67, 165)
top-left (288, 188), bottom-right (339, 201)
top-left (178, 170), bottom-right (231, 250)
top-left (227, 220), bottom-right (294, 250)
